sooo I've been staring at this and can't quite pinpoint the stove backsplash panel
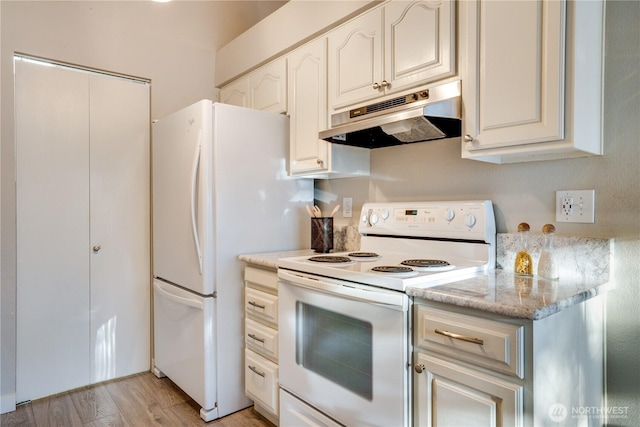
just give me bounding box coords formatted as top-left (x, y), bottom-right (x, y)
top-left (497, 234), bottom-right (612, 283)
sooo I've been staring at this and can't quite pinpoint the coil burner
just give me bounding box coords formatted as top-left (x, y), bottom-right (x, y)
top-left (307, 256), bottom-right (356, 266)
top-left (371, 265), bottom-right (419, 277)
top-left (400, 259), bottom-right (455, 272)
top-left (348, 252), bottom-right (381, 261)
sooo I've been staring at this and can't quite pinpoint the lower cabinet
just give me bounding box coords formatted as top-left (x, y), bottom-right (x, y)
top-left (246, 349), bottom-right (279, 417)
top-left (415, 353), bottom-right (523, 427)
top-left (413, 298), bottom-right (604, 427)
top-left (244, 265), bottom-right (280, 425)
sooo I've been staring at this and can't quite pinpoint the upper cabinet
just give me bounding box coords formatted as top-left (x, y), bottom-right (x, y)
top-left (287, 38), bottom-right (370, 178)
top-left (460, 0), bottom-right (605, 163)
top-left (327, 0), bottom-right (456, 112)
top-left (220, 58), bottom-right (287, 113)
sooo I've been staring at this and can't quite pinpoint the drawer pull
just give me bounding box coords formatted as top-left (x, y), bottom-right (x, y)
top-left (248, 333), bottom-right (265, 343)
top-left (435, 328), bottom-right (484, 345)
top-left (248, 301), bottom-right (266, 310)
top-left (248, 365), bottom-right (266, 378)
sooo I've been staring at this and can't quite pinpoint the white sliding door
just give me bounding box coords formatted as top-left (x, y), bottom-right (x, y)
top-left (15, 57), bottom-right (150, 402)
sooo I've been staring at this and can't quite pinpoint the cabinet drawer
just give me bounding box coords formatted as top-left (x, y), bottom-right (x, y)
top-left (245, 287), bottom-right (278, 325)
top-left (246, 349), bottom-right (279, 416)
top-left (245, 266), bottom-right (278, 292)
top-left (246, 318), bottom-right (278, 362)
top-left (415, 306), bottom-right (524, 378)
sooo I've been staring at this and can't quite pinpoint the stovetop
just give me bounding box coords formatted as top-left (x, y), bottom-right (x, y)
top-left (278, 200), bottom-right (496, 292)
top-left (278, 248), bottom-right (488, 292)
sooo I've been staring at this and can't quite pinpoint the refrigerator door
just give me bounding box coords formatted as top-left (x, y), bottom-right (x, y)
top-left (153, 279), bottom-right (217, 418)
top-left (152, 100), bottom-right (214, 295)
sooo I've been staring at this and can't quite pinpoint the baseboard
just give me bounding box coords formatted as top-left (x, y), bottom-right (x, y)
top-left (1, 393), bottom-right (16, 414)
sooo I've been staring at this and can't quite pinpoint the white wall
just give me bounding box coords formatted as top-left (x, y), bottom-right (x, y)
top-left (316, 1), bottom-right (640, 424)
top-left (0, 0), bottom-right (279, 411)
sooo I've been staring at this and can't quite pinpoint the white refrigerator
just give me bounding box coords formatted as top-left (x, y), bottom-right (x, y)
top-left (152, 101), bottom-right (312, 421)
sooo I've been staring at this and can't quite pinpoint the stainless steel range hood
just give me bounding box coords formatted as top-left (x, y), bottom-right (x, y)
top-left (319, 80), bottom-right (461, 149)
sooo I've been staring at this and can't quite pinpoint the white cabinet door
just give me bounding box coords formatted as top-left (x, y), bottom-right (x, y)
top-left (414, 353), bottom-right (524, 427)
top-left (460, 0), bottom-right (604, 163)
top-left (220, 77), bottom-right (249, 107)
top-left (384, 0), bottom-right (455, 95)
top-left (287, 37), bottom-right (330, 175)
top-left (327, 8), bottom-right (383, 110)
top-left (16, 58), bottom-right (150, 401)
top-left (249, 58), bottom-right (287, 113)
top-left (461, 0), bottom-right (565, 152)
top-left (288, 38), bottom-right (370, 178)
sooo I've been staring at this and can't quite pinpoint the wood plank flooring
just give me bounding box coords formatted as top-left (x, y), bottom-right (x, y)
top-left (1, 372), bottom-right (274, 427)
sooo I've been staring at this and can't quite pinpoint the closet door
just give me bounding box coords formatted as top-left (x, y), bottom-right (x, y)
top-left (16, 60), bottom-right (92, 402)
top-left (89, 75), bottom-right (150, 383)
top-left (16, 58), bottom-right (150, 402)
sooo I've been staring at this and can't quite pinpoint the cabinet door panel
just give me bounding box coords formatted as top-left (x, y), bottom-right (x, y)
top-left (249, 59), bottom-right (287, 113)
top-left (328, 9), bottom-right (383, 110)
top-left (220, 78), bottom-right (249, 107)
top-left (288, 38), bottom-right (329, 174)
top-left (385, 0), bottom-right (455, 94)
top-left (462, 0), bottom-right (565, 150)
top-left (414, 353), bottom-right (524, 427)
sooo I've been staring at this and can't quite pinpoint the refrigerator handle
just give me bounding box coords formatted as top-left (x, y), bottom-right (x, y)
top-left (154, 281), bottom-right (204, 310)
top-left (190, 130), bottom-right (203, 275)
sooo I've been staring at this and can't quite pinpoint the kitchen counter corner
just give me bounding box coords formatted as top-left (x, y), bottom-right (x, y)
top-left (407, 269), bottom-right (612, 320)
top-left (239, 249), bottom-right (316, 270)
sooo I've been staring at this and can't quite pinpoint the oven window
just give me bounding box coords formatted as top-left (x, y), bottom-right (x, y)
top-left (296, 302), bottom-right (373, 400)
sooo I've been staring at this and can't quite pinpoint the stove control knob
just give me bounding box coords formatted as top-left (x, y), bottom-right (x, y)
top-left (381, 209), bottom-right (390, 220)
top-left (445, 208), bottom-right (455, 222)
top-left (466, 214), bottom-right (477, 228)
top-left (370, 213), bottom-right (379, 225)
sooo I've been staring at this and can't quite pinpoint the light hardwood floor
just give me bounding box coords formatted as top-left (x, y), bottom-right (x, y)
top-left (1, 372), bottom-right (274, 427)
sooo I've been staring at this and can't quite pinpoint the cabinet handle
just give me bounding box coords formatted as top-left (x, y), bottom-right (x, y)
top-left (373, 80), bottom-right (389, 90)
top-left (463, 134), bottom-right (474, 143)
top-left (248, 365), bottom-right (266, 378)
top-left (92, 245), bottom-right (101, 252)
top-left (434, 328), bottom-right (484, 345)
top-left (316, 158), bottom-right (324, 165)
top-left (414, 364), bottom-right (426, 374)
top-left (248, 301), bottom-right (266, 310)
top-left (248, 333), bottom-right (265, 343)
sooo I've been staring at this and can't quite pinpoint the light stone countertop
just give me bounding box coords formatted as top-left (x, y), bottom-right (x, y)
top-left (239, 249), bottom-right (316, 271)
top-left (407, 269), bottom-right (612, 320)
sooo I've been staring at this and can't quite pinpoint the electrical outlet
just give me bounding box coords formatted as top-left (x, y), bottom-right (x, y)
top-left (343, 197), bottom-right (353, 218)
top-left (556, 190), bottom-right (595, 223)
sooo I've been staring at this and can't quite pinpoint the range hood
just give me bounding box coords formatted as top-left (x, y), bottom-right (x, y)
top-left (319, 80), bottom-right (461, 149)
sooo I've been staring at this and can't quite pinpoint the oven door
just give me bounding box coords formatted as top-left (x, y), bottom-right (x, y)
top-left (278, 269), bottom-right (410, 427)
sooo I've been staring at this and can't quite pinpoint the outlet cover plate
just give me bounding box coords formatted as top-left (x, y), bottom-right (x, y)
top-left (556, 190), bottom-right (595, 223)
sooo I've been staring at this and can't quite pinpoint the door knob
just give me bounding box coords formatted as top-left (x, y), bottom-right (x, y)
top-left (92, 245), bottom-right (101, 252)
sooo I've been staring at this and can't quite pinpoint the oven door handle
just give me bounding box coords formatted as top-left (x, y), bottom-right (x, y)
top-left (278, 270), bottom-right (408, 312)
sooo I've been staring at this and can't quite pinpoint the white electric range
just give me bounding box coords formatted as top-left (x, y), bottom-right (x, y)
top-left (277, 201), bottom-right (496, 427)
